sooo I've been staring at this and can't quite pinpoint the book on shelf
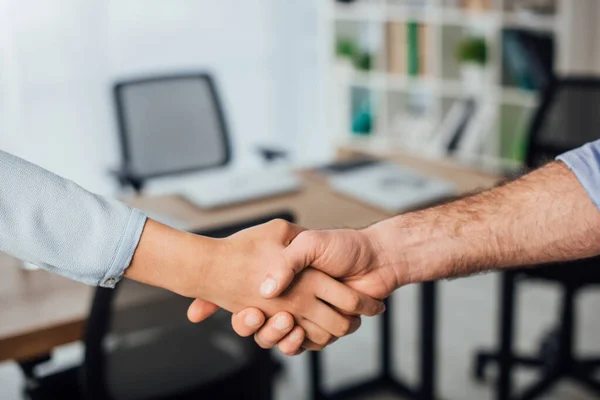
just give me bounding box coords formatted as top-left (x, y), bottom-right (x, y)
top-left (418, 23), bottom-right (429, 76)
top-left (429, 99), bottom-right (475, 156)
top-left (407, 21), bottom-right (420, 77)
top-left (386, 21), bottom-right (406, 75)
top-left (431, 98), bottom-right (497, 161)
top-left (502, 28), bottom-right (554, 91)
top-left (445, 99), bottom-right (477, 155)
top-left (455, 101), bottom-right (497, 161)
top-left (461, 0), bottom-right (491, 11)
top-left (386, 21), bottom-right (429, 77)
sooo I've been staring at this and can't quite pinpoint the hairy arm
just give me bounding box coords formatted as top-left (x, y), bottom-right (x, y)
top-left (368, 161), bottom-right (600, 285)
top-left (253, 146), bottom-right (600, 355)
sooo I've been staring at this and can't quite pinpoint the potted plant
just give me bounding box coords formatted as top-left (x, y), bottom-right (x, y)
top-left (456, 36), bottom-right (488, 93)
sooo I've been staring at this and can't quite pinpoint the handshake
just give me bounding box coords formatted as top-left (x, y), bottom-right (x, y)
top-left (131, 218), bottom-right (409, 356)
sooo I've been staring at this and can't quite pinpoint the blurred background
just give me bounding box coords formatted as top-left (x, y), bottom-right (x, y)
top-left (2, 0), bottom-right (600, 399)
top-left (0, 0), bottom-right (327, 196)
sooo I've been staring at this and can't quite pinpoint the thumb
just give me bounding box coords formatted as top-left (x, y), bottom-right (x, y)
top-left (187, 298), bottom-right (220, 323)
top-left (260, 230), bottom-right (323, 299)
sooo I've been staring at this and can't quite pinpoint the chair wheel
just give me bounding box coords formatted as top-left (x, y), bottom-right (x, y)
top-left (474, 353), bottom-right (489, 382)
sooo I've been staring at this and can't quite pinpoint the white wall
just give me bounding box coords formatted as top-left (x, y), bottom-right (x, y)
top-left (0, 0), bottom-right (326, 195)
top-left (266, 0), bottom-right (331, 166)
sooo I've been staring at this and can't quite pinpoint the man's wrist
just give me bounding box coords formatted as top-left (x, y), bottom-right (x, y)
top-left (363, 211), bottom-right (458, 287)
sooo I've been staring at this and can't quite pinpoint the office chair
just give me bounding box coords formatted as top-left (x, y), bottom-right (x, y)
top-left (112, 73), bottom-right (232, 192)
top-left (112, 72), bottom-right (287, 193)
top-left (473, 78), bottom-right (600, 400)
top-left (81, 210), bottom-right (296, 400)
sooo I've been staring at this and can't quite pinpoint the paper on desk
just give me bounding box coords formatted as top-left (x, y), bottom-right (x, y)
top-left (328, 162), bottom-right (457, 213)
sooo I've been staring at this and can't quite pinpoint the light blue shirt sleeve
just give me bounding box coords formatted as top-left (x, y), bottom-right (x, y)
top-left (556, 139), bottom-right (600, 211)
top-left (0, 150), bottom-right (147, 287)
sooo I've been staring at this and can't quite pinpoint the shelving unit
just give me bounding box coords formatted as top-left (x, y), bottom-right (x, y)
top-left (321, 0), bottom-right (565, 173)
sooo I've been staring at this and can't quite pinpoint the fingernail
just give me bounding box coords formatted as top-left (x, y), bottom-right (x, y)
top-left (290, 329), bottom-right (303, 342)
top-left (245, 313), bottom-right (261, 327)
top-left (260, 278), bottom-right (277, 296)
top-left (274, 315), bottom-right (290, 331)
top-left (378, 303), bottom-right (386, 314)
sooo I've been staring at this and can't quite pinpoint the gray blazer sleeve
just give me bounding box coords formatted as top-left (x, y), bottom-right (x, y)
top-left (0, 150), bottom-right (147, 287)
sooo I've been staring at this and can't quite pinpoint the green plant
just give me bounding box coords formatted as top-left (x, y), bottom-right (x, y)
top-left (336, 38), bottom-right (358, 60)
top-left (456, 37), bottom-right (488, 66)
top-left (353, 51), bottom-right (372, 71)
top-left (335, 38), bottom-right (373, 71)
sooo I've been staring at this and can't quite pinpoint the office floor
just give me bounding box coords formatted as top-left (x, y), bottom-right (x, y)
top-left (1, 272), bottom-right (600, 400)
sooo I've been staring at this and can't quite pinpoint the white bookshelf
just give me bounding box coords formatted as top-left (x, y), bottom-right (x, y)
top-left (321, 0), bottom-right (566, 173)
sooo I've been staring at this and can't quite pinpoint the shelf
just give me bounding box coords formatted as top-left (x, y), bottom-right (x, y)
top-left (437, 7), bottom-right (502, 27)
top-left (347, 71), bottom-right (387, 89)
top-left (330, 3), bottom-right (557, 32)
top-left (331, 2), bottom-right (387, 22)
top-left (385, 4), bottom-right (434, 24)
top-left (344, 72), bottom-right (538, 107)
top-left (326, 1), bottom-right (554, 170)
top-left (502, 12), bottom-right (558, 33)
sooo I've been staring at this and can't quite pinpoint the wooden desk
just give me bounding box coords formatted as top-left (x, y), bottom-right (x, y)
top-left (0, 152), bottom-right (499, 363)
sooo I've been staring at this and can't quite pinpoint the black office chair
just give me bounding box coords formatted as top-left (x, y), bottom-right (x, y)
top-left (80, 210), bottom-right (295, 400)
top-left (473, 78), bottom-right (600, 400)
top-left (112, 72), bottom-right (286, 192)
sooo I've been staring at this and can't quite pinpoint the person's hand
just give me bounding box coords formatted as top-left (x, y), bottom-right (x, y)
top-left (259, 227), bottom-right (401, 300)
top-left (181, 219), bottom-right (384, 347)
top-left (187, 226), bottom-right (396, 355)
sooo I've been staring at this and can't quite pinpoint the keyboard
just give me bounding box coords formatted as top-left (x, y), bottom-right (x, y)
top-left (182, 168), bottom-right (302, 209)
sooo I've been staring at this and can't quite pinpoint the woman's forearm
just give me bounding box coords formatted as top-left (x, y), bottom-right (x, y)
top-left (0, 150), bottom-right (147, 287)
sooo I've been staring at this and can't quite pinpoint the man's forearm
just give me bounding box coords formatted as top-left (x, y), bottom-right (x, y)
top-left (366, 162), bottom-right (600, 286)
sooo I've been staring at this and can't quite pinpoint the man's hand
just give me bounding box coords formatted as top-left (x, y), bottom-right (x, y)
top-left (260, 227), bottom-right (402, 300)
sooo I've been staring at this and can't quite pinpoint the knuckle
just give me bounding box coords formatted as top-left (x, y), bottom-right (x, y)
top-left (235, 327), bottom-right (253, 338)
top-left (347, 292), bottom-right (362, 312)
top-left (278, 343), bottom-right (299, 356)
top-left (337, 318), bottom-right (352, 337)
top-left (253, 333), bottom-right (274, 349)
top-left (314, 332), bottom-right (332, 346)
top-left (270, 218), bottom-right (289, 234)
top-left (297, 230), bottom-right (318, 246)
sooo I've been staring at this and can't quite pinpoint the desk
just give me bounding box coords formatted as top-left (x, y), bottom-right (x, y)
top-left (0, 150), bottom-right (499, 365)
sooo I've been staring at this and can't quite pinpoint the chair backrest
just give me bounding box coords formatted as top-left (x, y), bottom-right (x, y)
top-left (113, 73), bottom-right (232, 190)
top-left (82, 211), bottom-right (295, 400)
top-left (525, 78), bottom-right (600, 168)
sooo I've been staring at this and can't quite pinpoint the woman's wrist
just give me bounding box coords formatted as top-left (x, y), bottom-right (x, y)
top-left (125, 219), bottom-right (219, 299)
